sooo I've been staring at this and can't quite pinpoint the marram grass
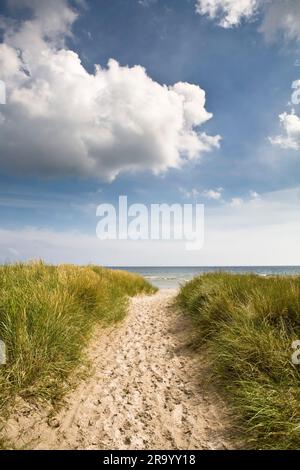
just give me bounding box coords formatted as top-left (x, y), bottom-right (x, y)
top-left (0, 262), bottom-right (155, 419)
top-left (177, 272), bottom-right (300, 450)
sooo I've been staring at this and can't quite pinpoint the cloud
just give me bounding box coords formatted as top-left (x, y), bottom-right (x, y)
top-left (2, 187), bottom-right (300, 266)
top-left (179, 187), bottom-right (200, 199)
top-left (195, 0), bottom-right (259, 28)
top-left (230, 197), bottom-right (243, 208)
top-left (0, 0), bottom-right (220, 181)
top-left (138, 0), bottom-right (157, 7)
top-left (270, 111), bottom-right (300, 150)
top-left (259, 0), bottom-right (300, 43)
top-left (196, 2), bottom-right (300, 154)
top-left (270, 80), bottom-right (300, 151)
top-left (228, 190), bottom-right (259, 207)
top-left (196, 0), bottom-right (300, 43)
top-left (179, 187), bottom-right (224, 200)
top-left (202, 188), bottom-right (223, 200)
top-left (249, 190), bottom-right (260, 200)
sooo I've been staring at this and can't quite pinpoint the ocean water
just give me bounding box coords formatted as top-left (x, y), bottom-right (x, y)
top-left (113, 266), bottom-right (300, 289)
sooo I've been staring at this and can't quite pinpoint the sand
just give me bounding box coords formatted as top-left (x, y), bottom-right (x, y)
top-left (4, 289), bottom-right (235, 449)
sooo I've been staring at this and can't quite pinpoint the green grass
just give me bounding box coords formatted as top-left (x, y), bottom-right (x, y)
top-left (0, 262), bottom-right (155, 420)
top-left (177, 272), bottom-right (300, 449)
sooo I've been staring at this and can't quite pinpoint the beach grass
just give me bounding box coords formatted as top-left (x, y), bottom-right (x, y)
top-left (0, 261), bottom-right (155, 420)
top-left (177, 272), bottom-right (300, 449)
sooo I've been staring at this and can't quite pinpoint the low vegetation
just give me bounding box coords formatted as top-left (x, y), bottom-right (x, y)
top-left (0, 262), bottom-right (155, 419)
top-left (177, 272), bottom-right (300, 449)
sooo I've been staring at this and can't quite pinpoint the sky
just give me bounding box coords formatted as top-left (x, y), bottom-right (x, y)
top-left (0, 0), bottom-right (300, 266)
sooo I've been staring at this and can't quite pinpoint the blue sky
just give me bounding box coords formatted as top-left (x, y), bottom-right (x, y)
top-left (0, 0), bottom-right (300, 265)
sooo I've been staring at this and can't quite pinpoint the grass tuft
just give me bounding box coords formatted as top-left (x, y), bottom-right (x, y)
top-left (0, 262), bottom-right (155, 419)
top-left (177, 272), bottom-right (300, 449)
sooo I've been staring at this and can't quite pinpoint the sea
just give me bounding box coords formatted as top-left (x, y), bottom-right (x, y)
top-left (113, 266), bottom-right (300, 289)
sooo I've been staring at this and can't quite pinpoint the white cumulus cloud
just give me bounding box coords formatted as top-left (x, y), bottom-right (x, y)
top-left (202, 188), bottom-right (223, 200)
top-left (196, 1), bottom-right (300, 152)
top-left (270, 111), bottom-right (300, 150)
top-left (0, 0), bottom-right (220, 181)
top-left (196, 0), bottom-right (300, 42)
top-left (195, 0), bottom-right (259, 28)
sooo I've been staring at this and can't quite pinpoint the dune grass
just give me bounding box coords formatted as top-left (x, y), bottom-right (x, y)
top-left (177, 272), bottom-right (300, 449)
top-left (0, 262), bottom-right (155, 420)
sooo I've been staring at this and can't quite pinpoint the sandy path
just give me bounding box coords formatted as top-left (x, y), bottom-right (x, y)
top-left (5, 290), bottom-right (234, 450)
